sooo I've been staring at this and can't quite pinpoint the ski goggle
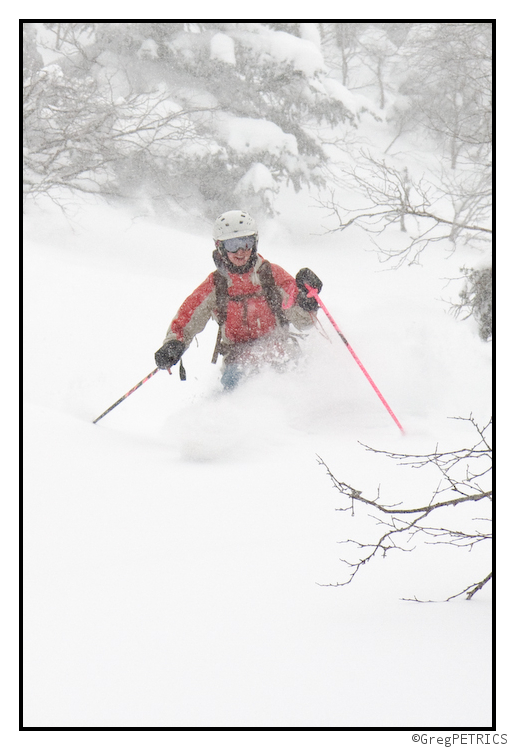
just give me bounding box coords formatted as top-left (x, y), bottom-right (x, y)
top-left (222, 235), bottom-right (256, 253)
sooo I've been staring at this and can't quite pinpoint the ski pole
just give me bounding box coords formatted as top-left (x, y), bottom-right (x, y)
top-left (93, 368), bottom-right (160, 424)
top-left (305, 285), bottom-right (405, 434)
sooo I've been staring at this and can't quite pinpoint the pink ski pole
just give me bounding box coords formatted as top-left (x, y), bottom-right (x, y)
top-left (305, 285), bottom-right (405, 434)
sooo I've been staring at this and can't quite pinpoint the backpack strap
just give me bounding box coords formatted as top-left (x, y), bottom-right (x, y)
top-left (258, 261), bottom-right (289, 328)
top-left (211, 270), bottom-right (229, 363)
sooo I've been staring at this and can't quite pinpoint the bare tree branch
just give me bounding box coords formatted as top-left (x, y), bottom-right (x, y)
top-left (318, 151), bottom-right (491, 268)
top-left (317, 416), bottom-right (492, 601)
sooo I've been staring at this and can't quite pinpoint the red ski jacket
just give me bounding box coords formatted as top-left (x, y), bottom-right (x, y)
top-left (162, 254), bottom-right (314, 353)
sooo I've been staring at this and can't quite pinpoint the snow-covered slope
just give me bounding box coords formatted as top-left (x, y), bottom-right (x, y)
top-left (23, 193), bottom-right (491, 728)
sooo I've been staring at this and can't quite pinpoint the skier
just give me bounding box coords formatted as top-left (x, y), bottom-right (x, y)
top-left (154, 209), bottom-right (322, 390)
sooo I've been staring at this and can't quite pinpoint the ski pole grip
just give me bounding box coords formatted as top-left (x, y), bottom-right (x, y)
top-left (305, 283), bottom-right (319, 299)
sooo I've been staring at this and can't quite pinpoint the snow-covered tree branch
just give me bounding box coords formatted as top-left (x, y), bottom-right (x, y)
top-left (23, 22), bottom-right (356, 217)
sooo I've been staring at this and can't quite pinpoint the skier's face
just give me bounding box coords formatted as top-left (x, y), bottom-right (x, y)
top-left (226, 248), bottom-right (253, 267)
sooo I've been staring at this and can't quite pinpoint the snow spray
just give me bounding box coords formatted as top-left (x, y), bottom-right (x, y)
top-left (305, 285), bottom-right (405, 434)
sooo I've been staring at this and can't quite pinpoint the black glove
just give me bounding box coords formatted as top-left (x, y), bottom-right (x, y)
top-left (154, 340), bottom-right (186, 370)
top-left (295, 268), bottom-right (323, 311)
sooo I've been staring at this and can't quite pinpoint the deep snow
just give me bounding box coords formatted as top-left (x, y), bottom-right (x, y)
top-left (23, 187), bottom-right (492, 730)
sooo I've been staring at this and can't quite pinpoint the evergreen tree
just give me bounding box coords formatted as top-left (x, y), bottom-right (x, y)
top-left (23, 22), bottom-right (356, 218)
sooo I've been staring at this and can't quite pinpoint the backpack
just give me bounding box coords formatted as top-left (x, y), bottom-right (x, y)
top-left (211, 260), bottom-right (289, 363)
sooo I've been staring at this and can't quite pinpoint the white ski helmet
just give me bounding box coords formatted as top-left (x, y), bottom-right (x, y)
top-left (212, 210), bottom-right (258, 243)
